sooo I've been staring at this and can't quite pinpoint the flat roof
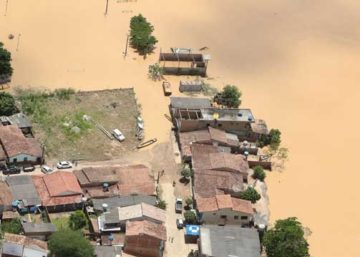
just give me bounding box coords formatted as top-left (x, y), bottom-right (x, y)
top-left (200, 225), bottom-right (260, 257)
top-left (201, 108), bottom-right (255, 122)
top-left (170, 97), bottom-right (211, 109)
top-left (92, 195), bottom-right (157, 211)
top-left (6, 176), bottom-right (41, 206)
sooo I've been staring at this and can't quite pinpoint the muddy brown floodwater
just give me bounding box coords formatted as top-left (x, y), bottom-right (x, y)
top-left (1, 0), bottom-right (360, 256)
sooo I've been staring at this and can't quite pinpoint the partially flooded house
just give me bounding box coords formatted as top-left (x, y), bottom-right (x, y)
top-left (170, 97), bottom-right (268, 142)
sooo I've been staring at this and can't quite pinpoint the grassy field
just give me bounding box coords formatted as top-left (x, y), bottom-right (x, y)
top-left (16, 88), bottom-right (140, 162)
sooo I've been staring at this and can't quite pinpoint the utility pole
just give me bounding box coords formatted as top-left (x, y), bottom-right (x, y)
top-left (4, 0), bottom-right (9, 16)
top-left (16, 33), bottom-right (21, 51)
top-left (123, 33), bottom-right (129, 58)
top-left (104, 0), bottom-right (109, 16)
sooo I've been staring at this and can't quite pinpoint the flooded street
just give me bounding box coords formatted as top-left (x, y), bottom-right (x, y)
top-left (1, 0), bottom-right (360, 256)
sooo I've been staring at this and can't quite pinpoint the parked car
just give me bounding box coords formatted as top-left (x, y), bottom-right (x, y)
top-left (175, 198), bottom-right (183, 213)
top-left (3, 166), bottom-right (21, 175)
top-left (176, 218), bottom-right (184, 229)
top-left (56, 161), bottom-right (72, 169)
top-left (23, 165), bottom-right (35, 172)
top-left (41, 165), bottom-right (53, 174)
top-left (112, 129), bottom-right (125, 142)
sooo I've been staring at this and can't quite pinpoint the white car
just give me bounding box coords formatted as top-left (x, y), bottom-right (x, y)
top-left (41, 165), bottom-right (53, 174)
top-left (56, 161), bottom-right (72, 169)
top-left (112, 129), bottom-right (125, 142)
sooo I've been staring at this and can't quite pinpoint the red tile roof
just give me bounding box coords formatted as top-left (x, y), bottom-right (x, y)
top-left (126, 220), bottom-right (167, 241)
top-left (0, 125), bottom-right (42, 158)
top-left (3, 233), bottom-right (48, 251)
top-left (193, 169), bottom-right (244, 199)
top-left (191, 144), bottom-right (249, 175)
top-left (74, 165), bottom-right (155, 197)
top-left (32, 171), bottom-right (82, 207)
top-left (197, 195), bottom-right (253, 215)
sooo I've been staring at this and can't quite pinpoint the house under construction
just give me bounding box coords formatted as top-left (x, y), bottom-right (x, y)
top-left (159, 48), bottom-right (210, 77)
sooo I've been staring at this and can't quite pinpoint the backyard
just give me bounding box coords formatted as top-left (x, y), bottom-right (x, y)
top-left (15, 88), bottom-right (140, 162)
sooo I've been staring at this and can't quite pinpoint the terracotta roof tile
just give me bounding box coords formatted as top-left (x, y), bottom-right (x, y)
top-left (0, 125), bottom-right (42, 158)
top-left (196, 195), bottom-right (254, 215)
top-left (215, 195), bottom-right (233, 209)
top-left (126, 220), bottom-right (167, 241)
top-left (32, 171), bottom-right (82, 207)
top-left (3, 233), bottom-right (48, 251)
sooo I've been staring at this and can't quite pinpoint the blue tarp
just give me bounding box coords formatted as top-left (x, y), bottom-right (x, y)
top-left (185, 225), bottom-right (200, 236)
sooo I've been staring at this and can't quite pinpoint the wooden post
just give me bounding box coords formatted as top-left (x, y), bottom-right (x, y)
top-left (16, 33), bottom-right (21, 51)
top-left (104, 0), bottom-right (109, 15)
top-left (4, 0), bottom-right (9, 16)
top-left (123, 33), bottom-right (129, 58)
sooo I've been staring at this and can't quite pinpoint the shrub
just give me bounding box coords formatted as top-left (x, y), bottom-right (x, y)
top-left (252, 166), bottom-right (266, 181)
top-left (130, 14), bottom-right (158, 55)
top-left (240, 187), bottom-right (261, 203)
top-left (263, 217), bottom-right (310, 257)
top-left (185, 197), bottom-right (193, 207)
top-left (156, 200), bottom-right (167, 210)
top-left (0, 92), bottom-right (18, 116)
top-left (69, 210), bottom-right (87, 231)
top-left (181, 166), bottom-right (194, 179)
top-left (257, 129), bottom-right (282, 150)
top-left (54, 88), bottom-right (75, 100)
top-left (184, 210), bottom-right (197, 224)
top-left (0, 42), bottom-right (13, 82)
top-left (148, 63), bottom-right (163, 81)
top-left (214, 85), bottom-right (241, 108)
top-left (0, 218), bottom-right (22, 235)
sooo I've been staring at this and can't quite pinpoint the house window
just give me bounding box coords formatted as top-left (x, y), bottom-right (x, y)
top-left (241, 216), bottom-right (248, 220)
top-left (220, 215), bottom-right (227, 219)
top-left (218, 123), bottom-right (222, 127)
top-left (13, 158), bottom-right (17, 163)
top-left (234, 216), bottom-right (239, 220)
top-left (212, 213), bottom-right (216, 215)
top-left (24, 157), bottom-right (28, 162)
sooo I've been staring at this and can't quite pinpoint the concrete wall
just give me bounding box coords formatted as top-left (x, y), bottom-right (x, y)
top-left (200, 209), bottom-right (251, 225)
top-left (8, 153), bottom-right (42, 165)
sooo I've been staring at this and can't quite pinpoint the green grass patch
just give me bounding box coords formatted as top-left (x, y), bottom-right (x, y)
top-left (52, 216), bottom-right (70, 230)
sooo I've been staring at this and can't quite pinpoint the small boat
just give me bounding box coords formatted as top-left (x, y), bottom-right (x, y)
top-left (137, 138), bottom-right (157, 149)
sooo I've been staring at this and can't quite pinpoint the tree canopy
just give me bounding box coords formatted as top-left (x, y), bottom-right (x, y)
top-left (214, 85), bottom-right (242, 108)
top-left (257, 129), bottom-right (282, 150)
top-left (48, 230), bottom-right (94, 257)
top-left (239, 187), bottom-right (261, 203)
top-left (184, 210), bottom-right (197, 224)
top-left (252, 166), bottom-right (266, 182)
top-left (0, 92), bottom-right (18, 116)
top-left (68, 210), bottom-right (87, 231)
top-left (263, 217), bottom-right (310, 257)
top-left (181, 166), bottom-right (194, 179)
top-left (130, 14), bottom-right (158, 55)
top-left (0, 42), bottom-right (13, 83)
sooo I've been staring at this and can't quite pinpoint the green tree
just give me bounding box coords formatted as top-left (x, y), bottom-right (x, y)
top-left (0, 92), bottom-right (18, 116)
top-left (0, 218), bottom-right (22, 235)
top-left (130, 14), bottom-right (158, 55)
top-left (252, 166), bottom-right (266, 182)
top-left (156, 199), bottom-right (167, 210)
top-left (185, 197), bottom-right (193, 207)
top-left (68, 211), bottom-right (87, 231)
top-left (48, 229), bottom-right (94, 257)
top-left (214, 85), bottom-right (242, 108)
top-left (263, 217), bottom-right (310, 257)
top-left (257, 129), bottom-right (282, 150)
top-left (184, 210), bottom-right (197, 224)
top-left (181, 166), bottom-right (194, 179)
top-left (0, 42), bottom-right (13, 83)
top-left (148, 63), bottom-right (163, 81)
top-left (239, 187), bottom-right (261, 203)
